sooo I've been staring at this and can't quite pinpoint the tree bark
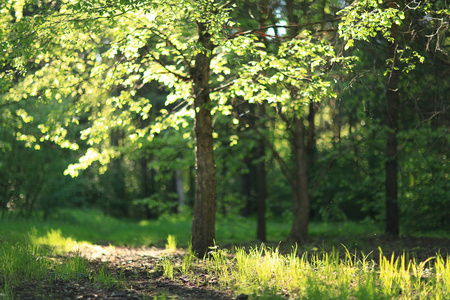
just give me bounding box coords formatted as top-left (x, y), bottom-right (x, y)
top-left (256, 102), bottom-right (267, 242)
top-left (191, 21), bottom-right (217, 258)
top-left (175, 169), bottom-right (185, 208)
top-left (140, 157), bottom-right (153, 219)
top-left (288, 116), bottom-right (310, 243)
top-left (385, 0), bottom-right (400, 236)
top-left (240, 153), bottom-right (253, 217)
top-left (240, 103), bottom-right (255, 217)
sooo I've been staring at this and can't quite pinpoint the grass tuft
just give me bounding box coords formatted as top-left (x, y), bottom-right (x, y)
top-left (165, 234), bottom-right (177, 252)
top-left (161, 257), bottom-right (174, 280)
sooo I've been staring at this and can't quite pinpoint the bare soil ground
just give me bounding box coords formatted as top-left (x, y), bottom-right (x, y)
top-left (11, 245), bottom-right (235, 300)
top-left (9, 235), bottom-right (450, 300)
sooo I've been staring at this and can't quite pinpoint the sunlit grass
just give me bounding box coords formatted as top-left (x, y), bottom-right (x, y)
top-left (29, 227), bottom-right (91, 254)
top-left (165, 234), bottom-right (177, 252)
top-left (161, 257), bottom-right (175, 280)
top-left (165, 245), bottom-right (449, 299)
top-left (0, 209), bottom-right (193, 248)
top-left (0, 209), bottom-right (391, 250)
top-left (0, 242), bottom-right (91, 299)
top-left (180, 244), bottom-right (196, 276)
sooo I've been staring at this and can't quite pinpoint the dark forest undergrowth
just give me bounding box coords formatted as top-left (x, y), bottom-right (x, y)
top-left (1, 210), bottom-right (449, 299)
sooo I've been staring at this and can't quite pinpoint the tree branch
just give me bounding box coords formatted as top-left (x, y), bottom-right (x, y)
top-left (227, 17), bottom-right (341, 39)
top-left (145, 52), bottom-right (190, 82)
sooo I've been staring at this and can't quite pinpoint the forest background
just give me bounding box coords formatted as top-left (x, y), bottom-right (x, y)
top-left (0, 0), bottom-right (448, 257)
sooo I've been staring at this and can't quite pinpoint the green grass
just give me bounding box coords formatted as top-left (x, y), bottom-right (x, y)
top-left (1, 209), bottom-right (290, 250)
top-left (0, 209), bottom-right (448, 299)
top-left (1, 209), bottom-right (426, 250)
top-left (0, 241), bottom-right (93, 299)
top-left (0, 242), bottom-right (50, 296)
top-left (0, 209), bottom-right (193, 248)
top-left (0, 209), bottom-right (187, 299)
top-left (163, 245), bottom-right (449, 299)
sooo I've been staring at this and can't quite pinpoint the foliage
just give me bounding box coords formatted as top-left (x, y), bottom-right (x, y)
top-left (338, 0), bottom-right (406, 46)
top-left (0, 0), bottom-right (448, 235)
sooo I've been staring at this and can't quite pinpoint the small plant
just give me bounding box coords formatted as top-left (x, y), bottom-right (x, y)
top-left (1, 276), bottom-right (12, 300)
top-left (153, 293), bottom-right (169, 300)
top-left (52, 251), bottom-right (89, 280)
top-left (91, 265), bottom-right (122, 289)
top-left (165, 235), bottom-right (177, 252)
top-left (180, 243), bottom-right (196, 275)
top-left (205, 245), bottom-right (231, 288)
top-left (161, 258), bottom-right (174, 280)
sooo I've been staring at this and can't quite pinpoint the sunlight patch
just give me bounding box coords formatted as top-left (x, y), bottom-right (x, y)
top-left (30, 228), bottom-right (91, 254)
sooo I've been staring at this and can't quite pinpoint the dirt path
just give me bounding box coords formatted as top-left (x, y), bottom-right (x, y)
top-left (13, 245), bottom-right (235, 300)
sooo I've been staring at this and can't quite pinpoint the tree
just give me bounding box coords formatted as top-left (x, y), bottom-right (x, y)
top-left (0, 0), bottom-right (221, 256)
top-left (190, 18), bottom-right (217, 257)
top-left (338, 0), bottom-right (449, 234)
top-left (284, 0), bottom-right (312, 243)
top-left (385, 0), bottom-right (400, 236)
top-left (4, 0), bottom-right (292, 256)
top-left (229, 0), bottom-right (349, 243)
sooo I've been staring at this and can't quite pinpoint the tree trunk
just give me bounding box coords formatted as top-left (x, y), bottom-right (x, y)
top-left (240, 153), bottom-right (253, 217)
top-left (385, 0), bottom-right (400, 236)
top-left (288, 116), bottom-right (310, 243)
top-left (240, 102), bottom-right (256, 217)
top-left (175, 169), bottom-right (185, 208)
top-left (285, 0), bottom-right (310, 243)
top-left (140, 157), bottom-right (153, 219)
top-left (256, 102), bottom-right (267, 242)
top-left (191, 21), bottom-right (216, 258)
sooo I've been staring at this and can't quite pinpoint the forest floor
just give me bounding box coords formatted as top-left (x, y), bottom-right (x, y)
top-left (9, 235), bottom-right (450, 300)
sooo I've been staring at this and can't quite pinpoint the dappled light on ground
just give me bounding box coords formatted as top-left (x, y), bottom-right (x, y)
top-left (30, 228), bottom-right (92, 254)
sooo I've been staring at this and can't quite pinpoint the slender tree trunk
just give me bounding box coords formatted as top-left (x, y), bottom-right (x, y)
top-left (240, 153), bottom-right (253, 217)
top-left (385, 0), bottom-right (400, 236)
top-left (176, 169), bottom-right (185, 207)
top-left (240, 102), bottom-right (256, 217)
top-left (288, 116), bottom-right (310, 243)
top-left (256, 102), bottom-right (267, 242)
top-left (141, 158), bottom-right (149, 197)
top-left (191, 21), bottom-right (216, 258)
top-left (140, 157), bottom-right (153, 219)
top-left (285, 0), bottom-right (310, 244)
top-left (307, 101), bottom-right (316, 153)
